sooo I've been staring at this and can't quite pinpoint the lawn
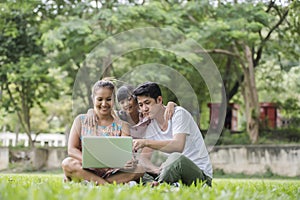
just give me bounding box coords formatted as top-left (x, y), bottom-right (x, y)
top-left (0, 174), bottom-right (299, 200)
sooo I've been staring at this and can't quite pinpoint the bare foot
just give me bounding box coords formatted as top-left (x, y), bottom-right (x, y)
top-left (63, 175), bottom-right (71, 183)
top-left (151, 181), bottom-right (159, 187)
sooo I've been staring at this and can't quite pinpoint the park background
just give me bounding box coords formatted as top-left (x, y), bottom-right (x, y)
top-left (0, 0), bottom-right (299, 179)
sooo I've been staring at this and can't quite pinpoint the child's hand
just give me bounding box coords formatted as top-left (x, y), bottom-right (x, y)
top-left (164, 101), bottom-right (177, 120)
top-left (84, 109), bottom-right (98, 126)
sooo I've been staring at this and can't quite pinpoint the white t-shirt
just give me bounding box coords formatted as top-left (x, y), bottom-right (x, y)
top-left (144, 106), bottom-right (213, 178)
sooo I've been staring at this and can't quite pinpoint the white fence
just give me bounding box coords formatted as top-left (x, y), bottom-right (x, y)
top-left (0, 132), bottom-right (66, 147)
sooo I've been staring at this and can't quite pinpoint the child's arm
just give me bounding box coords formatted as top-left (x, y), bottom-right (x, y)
top-left (83, 108), bottom-right (98, 126)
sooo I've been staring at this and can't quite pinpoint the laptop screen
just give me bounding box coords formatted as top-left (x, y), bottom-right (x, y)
top-left (82, 136), bottom-right (133, 168)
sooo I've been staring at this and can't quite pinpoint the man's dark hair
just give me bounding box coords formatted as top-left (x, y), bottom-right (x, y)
top-left (133, 82), bottom-right (162, 100)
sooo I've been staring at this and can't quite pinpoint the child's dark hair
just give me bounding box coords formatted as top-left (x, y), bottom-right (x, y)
top-left (117, 85), bottom-right (135, 102)
top-left (133, 82), bottom-right (162, 100)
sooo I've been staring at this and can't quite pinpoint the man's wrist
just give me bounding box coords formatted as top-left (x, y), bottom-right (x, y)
top-left (144, 139), bottom-right (149, 148)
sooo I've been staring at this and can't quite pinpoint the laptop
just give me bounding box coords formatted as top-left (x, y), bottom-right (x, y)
top-left (82, 136), bottom-right (133, 168)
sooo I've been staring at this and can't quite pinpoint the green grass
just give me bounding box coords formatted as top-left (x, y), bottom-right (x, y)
top-left (0, 174), bottom-right (299, 200)
top-left (213, 169), bottom-right (300, 180)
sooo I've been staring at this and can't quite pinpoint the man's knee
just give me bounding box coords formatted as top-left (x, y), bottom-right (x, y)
top-left (158, 153), bottom-right (184, 183)
top-left (168, 152), bottom-right (183, 160)
top-left (160, 153), bottom-right (185, 174)
top-left (165, 152), bottom-right (186, 166)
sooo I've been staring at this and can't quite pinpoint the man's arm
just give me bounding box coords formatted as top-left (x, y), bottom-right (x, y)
top-left (138, 147), bottom-right (160, 174)
top-left (133, 133), bottom-right (186, 154)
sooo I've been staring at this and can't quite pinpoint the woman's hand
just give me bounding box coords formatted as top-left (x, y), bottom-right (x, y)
top-left (122, 157), bottom-right (138, 170)
top-left (84, 109), bottom-right (98, 126)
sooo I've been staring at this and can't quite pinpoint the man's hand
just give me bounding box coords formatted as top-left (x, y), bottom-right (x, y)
top-left (133, 139), bottom-right (147, 152)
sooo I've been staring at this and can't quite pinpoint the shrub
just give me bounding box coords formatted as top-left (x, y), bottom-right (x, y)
top-left (217, 129), bottom-right (251, 145)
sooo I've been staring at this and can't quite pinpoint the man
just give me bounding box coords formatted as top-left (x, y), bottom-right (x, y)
top-left (132, 82), bottom-right (212, 186)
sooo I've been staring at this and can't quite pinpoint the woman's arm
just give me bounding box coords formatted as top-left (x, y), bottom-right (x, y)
top-left (68, 115), bottom-right (84, 162)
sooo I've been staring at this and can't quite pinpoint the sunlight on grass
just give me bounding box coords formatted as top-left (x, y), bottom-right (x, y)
top-left (0, 174), bottom-right (299, 200)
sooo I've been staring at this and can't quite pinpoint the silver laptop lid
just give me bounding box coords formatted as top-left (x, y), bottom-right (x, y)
top-left (82, 136), bottom-right (133, 168)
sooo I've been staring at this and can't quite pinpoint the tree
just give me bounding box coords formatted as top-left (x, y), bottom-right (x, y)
top-left (7, 0), bottom-right (296, 146)
top-left (192, 1), bottom-right (297, 143)
top-left (0, 2), bottom-right (60, 147)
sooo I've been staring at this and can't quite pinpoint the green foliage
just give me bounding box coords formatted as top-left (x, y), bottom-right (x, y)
top-left (200, 2), bottom-right (269, 45)
top-left (218, 129), bottom-right (251, 145)
top-left (0, 0), bottom-right (299, 146)
top-left (0, 174), bottom-right (299, 200)
top-left (277, 98), bottom-right (300, 119)
top-left (0, 1), bottom-right (61, 145)
top-left (217, 128), bottom-right (300, 145)
top-left (259, 128), bottom-right (300, 144)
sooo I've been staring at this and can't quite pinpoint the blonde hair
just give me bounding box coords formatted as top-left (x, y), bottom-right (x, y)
top-left (91, 78), bottom-right (116, 100)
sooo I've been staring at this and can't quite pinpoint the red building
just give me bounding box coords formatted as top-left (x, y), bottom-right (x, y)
top-left (259, 102), bottom-right (277, 129)
top-left (207, 103), bottom-right (239, 132)
top-left (208, 102), bottom-right (278, 131)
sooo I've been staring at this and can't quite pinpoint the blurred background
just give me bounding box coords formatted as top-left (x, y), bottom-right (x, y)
top-left (0, 0), bottom-right (299, 176)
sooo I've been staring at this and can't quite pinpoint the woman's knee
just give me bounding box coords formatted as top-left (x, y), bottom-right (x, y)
top-left (61, 157), bottom-right (80, 172)
top-left (61, 157), bottom-right (70, 169)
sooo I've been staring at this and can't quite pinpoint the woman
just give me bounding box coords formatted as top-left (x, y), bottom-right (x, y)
top-left (61, 79), bottom-right (144, 185)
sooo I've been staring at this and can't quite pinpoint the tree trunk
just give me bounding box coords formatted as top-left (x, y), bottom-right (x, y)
top-left (17, 107), bottom-right (34, 148)
top-left (23, 113), bottom-right (34, 148)
top-left (241, 44), bottom-right (260, 143)
top-left (15, 123), bottom-right (19, 145)
top-left (21, 83), bottom-right (34, 148)
top-left (102, 54), bottom-right (112, 78)
top-left (6, 82), bottom-right (34, 148)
